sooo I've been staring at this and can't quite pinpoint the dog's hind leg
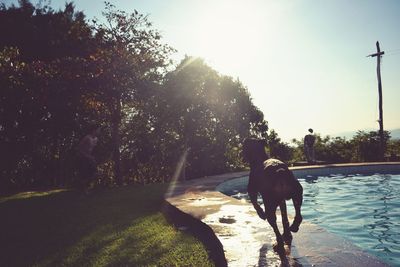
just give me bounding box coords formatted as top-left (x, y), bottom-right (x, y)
top-left (279, 201), bottom-right (293, 244)
top-left (289, 184), bottom-right (303, 233)
top-left (265, 203), bottom-right (284, 252)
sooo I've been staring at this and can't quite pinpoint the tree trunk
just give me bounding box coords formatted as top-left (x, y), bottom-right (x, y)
top-left (112, 98), bottom-right (122, 186)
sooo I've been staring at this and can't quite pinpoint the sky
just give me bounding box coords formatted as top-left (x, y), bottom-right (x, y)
top-left (3, 0), bottom-right (400, 142)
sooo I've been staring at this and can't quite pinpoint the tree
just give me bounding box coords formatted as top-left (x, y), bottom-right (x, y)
top-left (290, 130), bottom-right (393, 164)
top-left (0, 1), bottom-right (93, 62)
top-left (88, 2), bottom-right (174, 185)
top-left (267, 129), bottom-right (293, 162)
top-left (0, 1), bottom-right (98, 192)
top-left (0, 1), bottom-right (270, 192)
top-left (160, 57), bottom-right (268, 178)
top-left (352, 130), bottom-right (390, 162)
top-left (387, 138), bottom-right (400, 161)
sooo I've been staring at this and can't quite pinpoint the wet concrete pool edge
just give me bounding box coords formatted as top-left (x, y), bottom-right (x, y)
top-left (164, 163), bottom-right (399, 266)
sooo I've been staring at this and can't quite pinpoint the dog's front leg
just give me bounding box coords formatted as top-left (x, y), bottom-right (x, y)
top-left (289, 183), bottom-right (303, 233)
top-left (249, 190), bottom-right (266, 220)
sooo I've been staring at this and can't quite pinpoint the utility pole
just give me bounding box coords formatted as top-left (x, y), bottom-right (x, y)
top-left (367, 41), bottom-right (385, 161)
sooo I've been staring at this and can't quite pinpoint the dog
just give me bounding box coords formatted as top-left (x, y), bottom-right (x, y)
top-left (242, 138), bottom-right (303, 252)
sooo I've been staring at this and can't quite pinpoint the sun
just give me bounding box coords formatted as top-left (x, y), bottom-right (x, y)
top-left (189, 1), bottom-right (288, 75)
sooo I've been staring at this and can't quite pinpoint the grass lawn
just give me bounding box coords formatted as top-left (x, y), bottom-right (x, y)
top-left (0, 184), bottom-right (214, 267)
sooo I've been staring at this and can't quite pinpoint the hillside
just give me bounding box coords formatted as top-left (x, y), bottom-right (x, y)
top-left (334, 128), bottom-right (400, 140)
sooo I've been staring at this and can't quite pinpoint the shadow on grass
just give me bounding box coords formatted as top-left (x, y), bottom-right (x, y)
top-left (0, 184), bottom-right (213, 267)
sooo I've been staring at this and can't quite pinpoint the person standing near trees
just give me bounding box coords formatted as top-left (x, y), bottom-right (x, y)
top-left (304, 128), bottom-right (316, 164)
top-left (76, 125), bottom-right (101, 192)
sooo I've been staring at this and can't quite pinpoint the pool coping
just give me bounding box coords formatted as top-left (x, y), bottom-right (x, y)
top-left (164, 162), bottom-right (399, 266)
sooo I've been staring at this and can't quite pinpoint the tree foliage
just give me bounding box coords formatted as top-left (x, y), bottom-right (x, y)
top-left (290, 130), bottom-right (397, 164)
top-left (266, 129), bottom-right (293, 162)
top-left (0, 1), bottom-right (267, 192)
top-left (0, 1), bottom-right (99, 191)
top-left (160, 57), bottom-right (267, 178)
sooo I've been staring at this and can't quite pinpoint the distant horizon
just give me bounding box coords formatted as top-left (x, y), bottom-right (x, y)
top-left (282, 127), bottom-right (400, 143)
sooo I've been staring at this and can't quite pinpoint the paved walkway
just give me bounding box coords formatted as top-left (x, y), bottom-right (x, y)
top-left (165, 163), bottom-right (396, 266)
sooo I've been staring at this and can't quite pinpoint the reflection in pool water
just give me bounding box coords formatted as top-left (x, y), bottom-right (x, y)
top-left (224, 173), bottom-right (400, 266)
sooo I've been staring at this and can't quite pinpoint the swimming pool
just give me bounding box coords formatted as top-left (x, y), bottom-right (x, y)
top-left (218, 172), bottom-right (400, 266)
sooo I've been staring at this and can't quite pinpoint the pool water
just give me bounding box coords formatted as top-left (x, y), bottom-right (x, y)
top-left (226, 173), bottom-right (400, 266)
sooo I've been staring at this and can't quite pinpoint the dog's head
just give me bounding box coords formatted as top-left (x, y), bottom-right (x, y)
top-left (242, 138), bottom-right (268, 163)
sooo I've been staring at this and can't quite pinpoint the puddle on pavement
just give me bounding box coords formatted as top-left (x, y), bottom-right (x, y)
top-left (219, 217), bottom-right (236, 224)
top-left (187, 197), bottom-right (230, 206)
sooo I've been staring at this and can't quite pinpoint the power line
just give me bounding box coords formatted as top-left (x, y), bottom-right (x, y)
top-left (382, 48), bottom-right (400, 56)
top-left (385, 51), bottom-right (400, 56)
top-left (386, 48), bottom-right (400, 53)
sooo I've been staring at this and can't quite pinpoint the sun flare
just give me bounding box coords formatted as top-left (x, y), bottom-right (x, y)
top-left (192, 1), bottom-right (273, 74)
